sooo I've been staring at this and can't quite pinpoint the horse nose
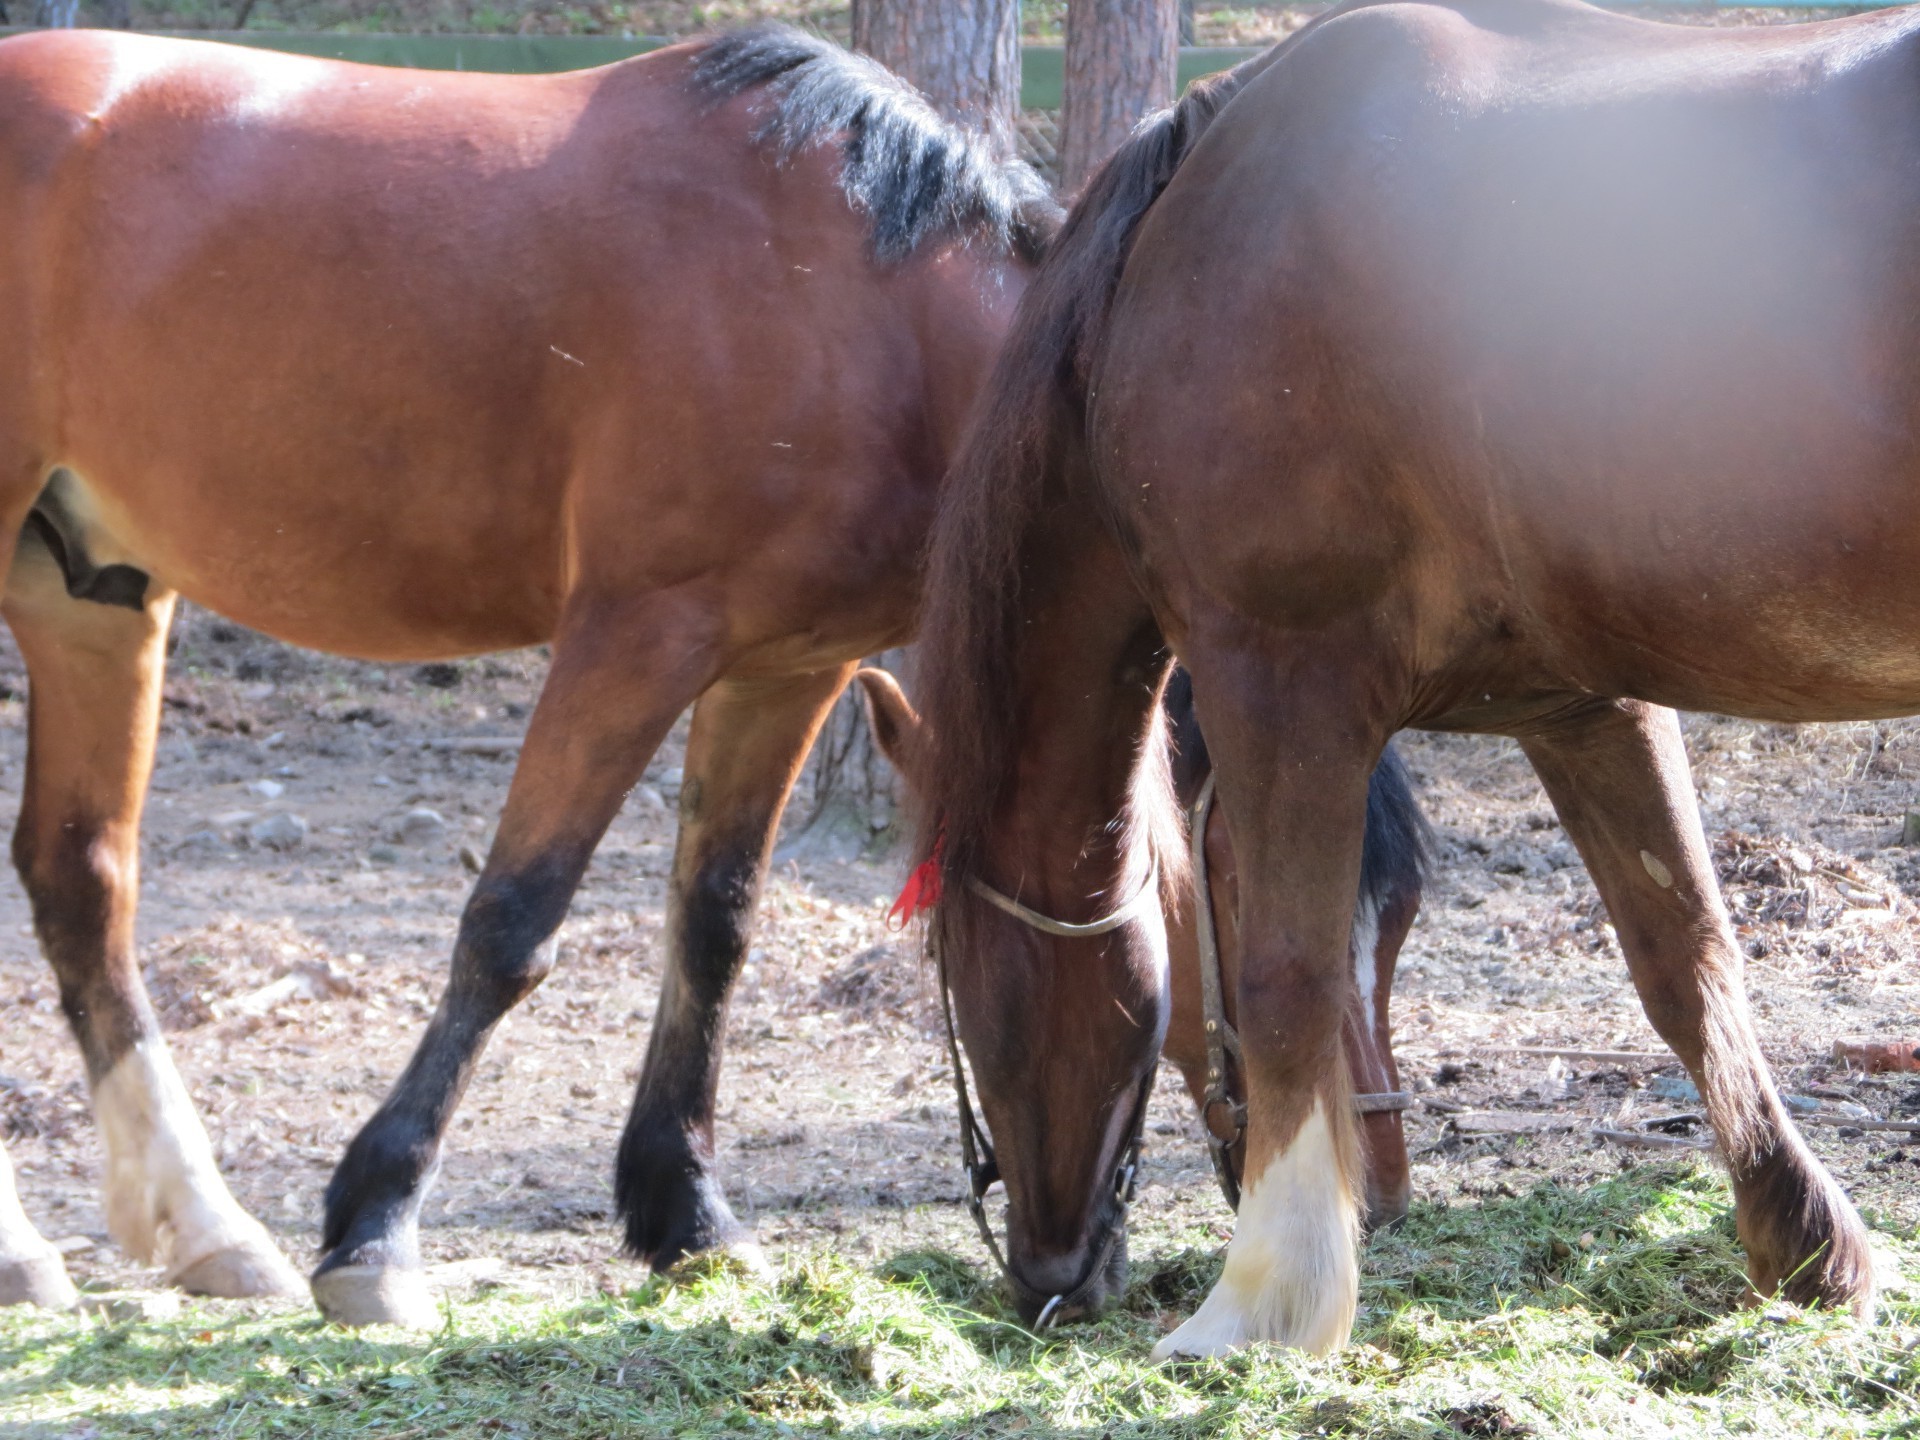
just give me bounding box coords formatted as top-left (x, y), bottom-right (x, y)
top-left (1010, 1246), bottom-right (1122, 1326)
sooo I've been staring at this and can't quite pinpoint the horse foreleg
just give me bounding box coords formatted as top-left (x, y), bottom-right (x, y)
top-left (1519, 698), bottom-right (1873, 1314)
top-left (615, 664), bottom-right (855, 1272)
top-left (313, 603), bottom-right (720, 1326)
top-left (4, 540), bottom-right (301, 1298)
top-left (1152, 649), bottom-right (1379, 1360)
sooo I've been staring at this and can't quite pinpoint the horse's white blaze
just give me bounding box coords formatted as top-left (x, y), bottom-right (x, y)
top-left (1151, 1098), bottom-right (1359, 1360)
top-left (94, 1040), bottom-right (296, 1284)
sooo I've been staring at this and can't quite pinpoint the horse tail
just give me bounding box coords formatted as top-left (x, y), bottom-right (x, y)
top-left (912, 55), bottom-right (1271, 881)
top-left (689, 24), bottom-right (1060, 263)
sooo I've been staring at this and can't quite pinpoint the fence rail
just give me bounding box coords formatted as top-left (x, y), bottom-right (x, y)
top-left (2, 25), bottom-right (1890, 104)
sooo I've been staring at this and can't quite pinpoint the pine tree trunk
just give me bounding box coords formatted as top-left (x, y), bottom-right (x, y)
top-left (851, 0), bottom-right (1021, 149)
top-left (1060, 0), bottom-right (1179, 194)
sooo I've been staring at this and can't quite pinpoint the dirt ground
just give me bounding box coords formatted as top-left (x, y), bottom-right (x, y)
top-left (0, 605), bottom-right (1915, 1312)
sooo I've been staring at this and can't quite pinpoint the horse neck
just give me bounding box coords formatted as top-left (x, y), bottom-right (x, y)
top-left (986, 516), bottom-right (1170, 910)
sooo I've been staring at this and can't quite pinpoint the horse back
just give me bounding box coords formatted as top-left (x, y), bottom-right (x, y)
top-left (1101, 0), bottom-right (1920, 724)
top-left (0, 32), bottom-right (1014, 662)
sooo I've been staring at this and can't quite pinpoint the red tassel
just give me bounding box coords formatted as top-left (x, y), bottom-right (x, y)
top-left (888, 833), bottom-right (945, 929)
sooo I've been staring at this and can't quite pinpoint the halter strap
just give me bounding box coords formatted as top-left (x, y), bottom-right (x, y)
top-left (966, 868), bottom-right (1160, 937)
top-left (930, 863), bottom-right (1156, 1327)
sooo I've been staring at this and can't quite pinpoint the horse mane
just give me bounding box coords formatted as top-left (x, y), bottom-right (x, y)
top-left (689, 25), bottom-right (1060, 264)
top-left (910, 55), bottom-right (1271, 897)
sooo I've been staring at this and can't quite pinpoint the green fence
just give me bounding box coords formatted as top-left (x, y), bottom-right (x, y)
top-left (0, 26), bottom-right (1888, 103)
top-left (0, 30), bottom-right (1264, 104)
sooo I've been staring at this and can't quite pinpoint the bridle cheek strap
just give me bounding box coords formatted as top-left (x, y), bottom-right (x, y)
top-left (930, 869), bottom-right (1158, 1328)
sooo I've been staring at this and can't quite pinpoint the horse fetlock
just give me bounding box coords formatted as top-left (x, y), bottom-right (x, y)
top-left (92, 1040), bottom-right (299, 1293)
top-left (1736, 1146), bottom-right (1876, 1315)
top-left (616, 1120), bottom-right (744, 1270)
top-left (1152, 1100), bottom-right (1360, 1361)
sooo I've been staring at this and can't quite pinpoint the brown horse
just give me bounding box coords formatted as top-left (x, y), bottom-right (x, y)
top-left (909, 0), bottom-right (1892, 1358)
top-left (855, 666), bottom-right (1427, 1319)
top-left (0, 24), bottom-right (1052, 1321)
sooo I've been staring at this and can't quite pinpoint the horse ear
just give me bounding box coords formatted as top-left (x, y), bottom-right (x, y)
top-left (853, 667), bottom-right (924, 780)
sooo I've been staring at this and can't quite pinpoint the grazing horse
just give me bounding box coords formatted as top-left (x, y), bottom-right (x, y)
top-left (0, 25), bottom-right (1052, 1321)
top-left (855, 667), bottom-right (1427, 1319)
top-left (908, 0), bottom-right (1890, 1359)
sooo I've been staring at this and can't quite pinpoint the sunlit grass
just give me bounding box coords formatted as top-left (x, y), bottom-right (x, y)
top-left (2, 1164), bottom-right (1914, 1438)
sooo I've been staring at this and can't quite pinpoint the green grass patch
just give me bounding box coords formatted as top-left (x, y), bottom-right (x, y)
top-left (3, 1164), bottom-right (1915, 1438)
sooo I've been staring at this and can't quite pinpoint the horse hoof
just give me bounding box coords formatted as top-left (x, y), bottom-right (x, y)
top-left (310, 1263), bottom-right (439, 1329)
top-left (0, 1249), bottom-right (78, 1310)
top-left (171, 1239), bottom-right (305, 1299)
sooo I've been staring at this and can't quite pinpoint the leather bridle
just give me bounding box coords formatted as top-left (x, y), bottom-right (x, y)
top-left (1188, 772), bottom-right (1414, 1211)
top-left (931, 867), bottom-right (1159, 1329)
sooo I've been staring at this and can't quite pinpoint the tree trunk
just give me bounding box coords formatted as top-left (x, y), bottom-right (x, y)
top-left (1180, 0), bottom-right (1197, 46)
top-left (1060, 0), bottom-right (1179, 194)
top-left (33, 0), bottom-right (81, 24)
top-left (851, 0), bottom-right (1021, 148)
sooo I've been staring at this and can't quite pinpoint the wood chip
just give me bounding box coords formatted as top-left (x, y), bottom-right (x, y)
top-left (1451, 1111), bottom-right (1579, 1135)
top-left (1832, 1038), bottom-right (1920, 1074)
top-left (1491, 1047), bottom-right (1676, 1066)
top-left (1594, 1127), bottom-right (1714, 1151)
top-left (1797, 1116), bottom-right (1920, 1135)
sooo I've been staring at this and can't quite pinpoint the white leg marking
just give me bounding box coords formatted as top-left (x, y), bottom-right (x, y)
top-left (1152, 1098), bottom-right (1359, 1360)
top-left (94, 1040), bottom-right (301, 1293)
top-left (0, 1140), bottom-right (76, 1308)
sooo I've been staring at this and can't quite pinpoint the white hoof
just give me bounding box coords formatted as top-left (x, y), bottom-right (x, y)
top-left (170, 1237), bottom-right (305, 1299)
top-left (0, 1247), bottom-right (78, 1310)
top-left (1152, 1098), bottom-right (1360, 1362)
top-left (311, 1263), bottom-right (440, 1329)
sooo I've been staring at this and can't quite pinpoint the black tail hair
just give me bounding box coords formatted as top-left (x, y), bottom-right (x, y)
top-left (690, 24), bottom-right (1059, 264)
top-left (1164, 668), bottom-right (1431, 911)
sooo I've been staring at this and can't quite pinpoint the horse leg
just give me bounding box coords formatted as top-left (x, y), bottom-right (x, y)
top-left (314, 606), bottom-right (717, 1326)
top-left (1349, 879), bottom-right (1417, 1231)
top-left (0, 1139), bottom-right (75, 1308)
top-left (1166, 769), bottom-right (1419, 1232)
top-left (1519, 699), bottom-right (1872, 1312)
top-left (4, 542), bottom-right (301, 1298)
top-left (616, 664), bottom-right (855, 1271)
top-left (1153, 653), bottom-right (1379, 1360)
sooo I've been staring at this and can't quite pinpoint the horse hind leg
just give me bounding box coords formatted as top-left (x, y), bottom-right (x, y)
top-left (616, 663), bottom-right (856, 1272)
top-left (315, 601), bottom-right (721, 1326)
top-left (3, 528), bottom-right (300, 1297)
top-left (1519, 699), bottom-right (1872, 1313)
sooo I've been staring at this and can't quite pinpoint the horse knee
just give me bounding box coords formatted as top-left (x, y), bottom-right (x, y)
top-left (14, 821), bottom-right (128, 929)
top-left (1239, 958), bottom-right (1347, 1068)
top-left (451, 871), bottom-right (566, 1008)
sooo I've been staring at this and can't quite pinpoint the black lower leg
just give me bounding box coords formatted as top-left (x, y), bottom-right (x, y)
top-left (617, 842), bottom-right (763, 1268)
top-left (318, 864), bottom-right (572, 1275)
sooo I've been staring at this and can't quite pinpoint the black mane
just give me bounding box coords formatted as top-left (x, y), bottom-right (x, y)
top-left (690, 25), bottom-right (1060, 264)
